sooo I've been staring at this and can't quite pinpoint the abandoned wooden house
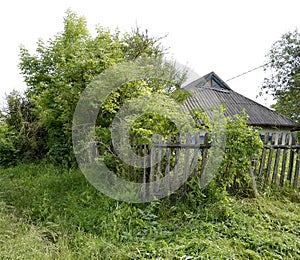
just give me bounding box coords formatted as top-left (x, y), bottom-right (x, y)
top-left (182, 72), bottom-right (300, 134)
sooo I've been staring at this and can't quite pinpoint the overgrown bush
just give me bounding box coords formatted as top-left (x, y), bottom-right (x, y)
top-left (218, 111), bottom-right (263, 197)
top-left (0, 122), bottom-right (18, 167)
top-left (191, 109), bottom-right (263, 199)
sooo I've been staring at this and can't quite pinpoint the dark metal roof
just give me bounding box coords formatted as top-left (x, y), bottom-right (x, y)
top-left (182, 72), bottom-right (300, 130)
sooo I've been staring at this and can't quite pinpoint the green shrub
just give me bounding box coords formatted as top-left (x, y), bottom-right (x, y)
top-left (0, 122), bottom-right (18, 167)
top-left (192, 109), bottom-right (263, 198)
top-left (218, 111), bottom-right (263, 197)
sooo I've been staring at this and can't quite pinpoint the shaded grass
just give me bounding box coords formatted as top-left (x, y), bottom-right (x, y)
top-left (0, 163), bottom-right (299, 259)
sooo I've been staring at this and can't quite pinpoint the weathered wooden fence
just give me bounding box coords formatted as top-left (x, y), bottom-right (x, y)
top-left (119, 134), bottom-right (211, 195)
top-left (91, 131), bottom-right (300, 192)
top-left (254, 132), bottom-right (300, 189)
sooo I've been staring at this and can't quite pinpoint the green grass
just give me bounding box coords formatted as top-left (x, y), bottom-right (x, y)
top-left (0, 202), bottom-right (59, 259)
top-left (0, 163), bottom-right (299, 259)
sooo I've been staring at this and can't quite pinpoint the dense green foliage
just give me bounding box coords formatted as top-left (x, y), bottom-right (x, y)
top-left (1, 11), bottom-right (298, 258)
top-left (219, 112), bottom-right (263, 197)
top-left (262, 30), bottom-right (300, 122)
top-left (192, 109), bottom-right (263, 198)
top-left (0, 164), bottom-right (299, 259)
top-left (0, 122), bottom-right (18, 166)
top-left (1, 10), bottom-right (186, 167)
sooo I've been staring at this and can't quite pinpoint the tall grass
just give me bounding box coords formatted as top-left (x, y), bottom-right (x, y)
top-left (0, 163), bottom-right (299, 259)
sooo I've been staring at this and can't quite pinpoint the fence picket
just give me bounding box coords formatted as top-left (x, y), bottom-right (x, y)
top-left (183, 134), bottom-right (192, 182)
top-left (294, 148), bottom-right (300, 188)
top-left (258, 133), bottom-right (269, 183)
top-left (272, 133), bottom-right (282, 184)
top-left (173, 134), bottom-right (181, 186)
top-left (93, 131), bottom-right (300, 198)
top-left (191, 134), bottom-right (200, 177)
top-left (264, 133), bottom-right (274, 185)
top-left (287, 132), bottom-right (296, 183)
top-left (280, 133), bottom-right (290, 187)
top-left (165, 134), bottom-right (172, 191)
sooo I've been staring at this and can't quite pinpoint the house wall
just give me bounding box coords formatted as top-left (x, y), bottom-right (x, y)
top-left (259, 127), bottom-right (296, 145)
top-left (194, 127), bottom-right (293, 146)
top-left (260, 128), bottom-right (291, 136)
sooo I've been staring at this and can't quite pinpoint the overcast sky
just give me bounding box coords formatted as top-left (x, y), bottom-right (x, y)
top-left (1, 0), bottom-right (299, 108)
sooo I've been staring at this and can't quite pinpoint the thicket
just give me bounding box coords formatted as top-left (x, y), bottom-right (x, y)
top-left (188, 109), bottom-right (263, 200)
top-left (1, 10), bottom-right (187, 167)
top-left (0, 10), bottom-right (263, 198)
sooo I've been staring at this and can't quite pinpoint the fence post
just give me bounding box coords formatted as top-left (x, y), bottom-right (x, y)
top-left (249, 158), bottom-right (259, 197)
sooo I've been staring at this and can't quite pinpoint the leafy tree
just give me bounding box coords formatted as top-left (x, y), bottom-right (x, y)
top-left (261, 30), bottom-right (300, 122)
top-left (8, 10), bottom-right (186, 166)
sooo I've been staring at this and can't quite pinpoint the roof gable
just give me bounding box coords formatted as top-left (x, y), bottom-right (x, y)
top-left (182, 72), bottom-right (300, 130)
top-left (184, 71), bottom-right (232, 91)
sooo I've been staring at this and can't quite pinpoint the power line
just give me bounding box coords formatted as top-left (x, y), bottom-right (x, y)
top-left (226, 62), bottom-right (272, 82)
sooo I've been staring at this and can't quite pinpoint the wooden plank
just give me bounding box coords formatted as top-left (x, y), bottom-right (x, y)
top-left (143, 145), bottom-right (148, 184)
top-left (272, 133), bottom-right (282, 184)
top-left (190, 134), bottom-right (201, 177)
top-left (280, 133), bottom-right (290, 187)
top-left (265, 134), bottom-right (274, 185)
top-left (287, 132), bottom-right (296, 182)
top-left (294, 148), bottom-right (300, 189)
top-left (155, 135), bottom-right (163, 194)
top-left (147, 144), bottom-right (153, 197)
top-left (264, 144), bottom-right (300, 149)
top-left (149, 135), bottom-right (157, 195)
top-left (200, 133), bottom-right (209, 187)
top-left (249, 162), bottom-right (259, 197)
top-left (173, 133), bottom-right (181, 185)
top-left (164, 134), bottom-right (172, 191)
top-left (153, 143), bottom-right (212, 148)
top-left (258, 133), bottom-right (270, 183)
top-left (252, 158), bottom-right (258, 177)
top-left (183, 133), bottom-right (192, 182)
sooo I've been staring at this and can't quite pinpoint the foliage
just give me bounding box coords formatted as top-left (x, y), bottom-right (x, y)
top-left (193, 109), bottom-right (263, 198)
top-left (261, 29), bottom-right (300, 122)
top-left (18, 10), bottom-right (125, 165)
top-left (2, 10), bottom-right (186, 166)
top-left (0, 163), bottom-right (299, 259)
top-left (4, 90), bottom-right (47, 163)
top-left (0, 122), bottom-right (18, 166)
